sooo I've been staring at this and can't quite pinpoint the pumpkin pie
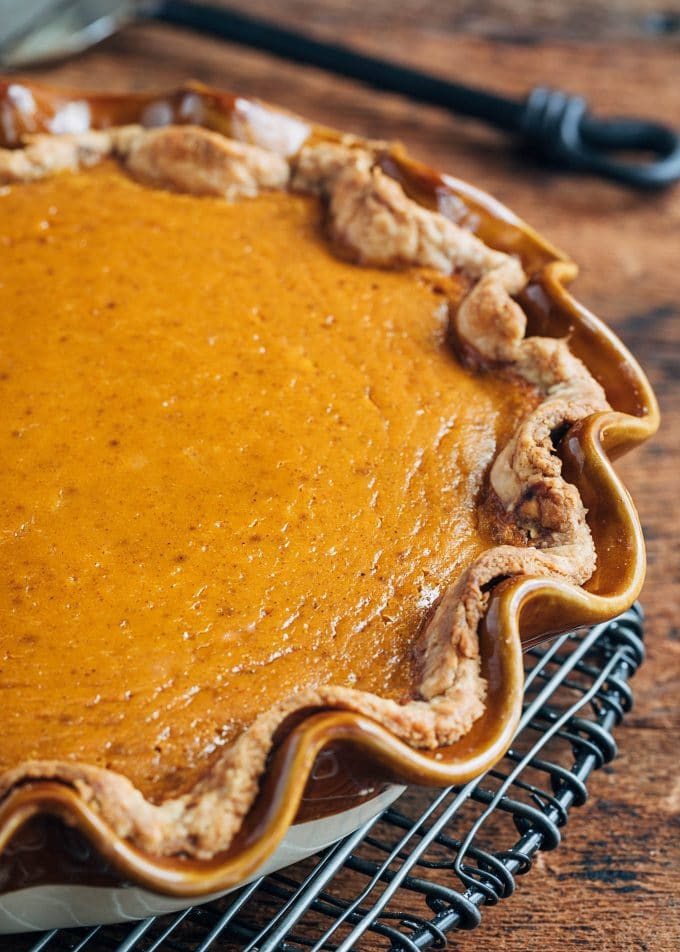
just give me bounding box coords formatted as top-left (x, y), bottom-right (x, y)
top-left (0, 104), bottom-right (609, 862)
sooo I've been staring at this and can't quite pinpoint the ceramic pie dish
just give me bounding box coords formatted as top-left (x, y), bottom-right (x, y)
top-left (0, 80), bottom-right (658, 932)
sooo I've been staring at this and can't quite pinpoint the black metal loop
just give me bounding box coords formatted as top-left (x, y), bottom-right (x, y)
top-left (417, 891), bottom-right (483, 932)
top-left (442, 894), bottom-right (483, 931)
top-left (523, 717), bottom-right (604, 764)
top-left (477, 852), bottom-right (517, 899)
top-left (520, 757), bottom-right (589, 809)
top-left (606, 618), bottom-right (646, 668)
top-left (495, 848), bottom-right (534, 876)
top-left (372, 921), bottom-right (423, 951)
top-left (568, 716), bottom-right (619, 765)
top-left (490, 764), bottom-right (572, 822)
top-left (529, 705), bottom-right (619, 767)
top-left (599, 673), bottom-right (635, 716)
top-left (456, 862), bottom-right (505, 905)
top-left (509, 801), bottom-right (562, 850)
top-left (396, 916), bottom-right (449, 949)
top-left (520, 85), bottom-right (680, 188)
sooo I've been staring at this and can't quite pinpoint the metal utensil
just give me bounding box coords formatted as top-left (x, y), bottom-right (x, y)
top-left (2, 0), bottom-right (679, 189)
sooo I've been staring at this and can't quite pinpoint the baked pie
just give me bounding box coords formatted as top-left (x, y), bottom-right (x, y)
top-left (0, 82), bottom-right (656, 889)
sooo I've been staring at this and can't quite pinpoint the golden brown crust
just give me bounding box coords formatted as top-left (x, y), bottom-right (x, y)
top-left (292, 141), bottom-right (508, 274)
top-left (0, 123), bottom-right (608, 859)
top-left (117, 125), bottom-right (291, 198)
top-left (0, 128), bottom-right (114, 181)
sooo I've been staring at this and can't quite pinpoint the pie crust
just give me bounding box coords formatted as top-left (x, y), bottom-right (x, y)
top-left (0, 86), bottom-right (655, 876)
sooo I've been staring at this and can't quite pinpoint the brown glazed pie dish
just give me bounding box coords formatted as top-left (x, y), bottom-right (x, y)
top-left (0, 80), bottom-right (658, 923)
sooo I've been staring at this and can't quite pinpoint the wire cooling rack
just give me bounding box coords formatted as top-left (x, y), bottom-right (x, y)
top-left (16, 605), bottom-right (644, 952)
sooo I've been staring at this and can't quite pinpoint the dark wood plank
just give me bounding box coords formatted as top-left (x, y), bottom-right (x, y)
top-left (5, 2), bottom-right (679, 948)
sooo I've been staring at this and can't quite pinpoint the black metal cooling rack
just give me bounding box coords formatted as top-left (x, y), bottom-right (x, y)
top-left (18, 605), bottom-right (644, 952)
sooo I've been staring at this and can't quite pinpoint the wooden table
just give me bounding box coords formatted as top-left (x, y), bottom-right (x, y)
top-left (11, 1), bottom-right (680, 948)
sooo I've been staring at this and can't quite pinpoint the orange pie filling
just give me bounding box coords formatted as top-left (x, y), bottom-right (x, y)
top-left (1, 164), bottom-right (535, 800)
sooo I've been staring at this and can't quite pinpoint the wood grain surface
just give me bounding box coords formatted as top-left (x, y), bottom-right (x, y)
top-left (5, 1), bottom-right (680, 948)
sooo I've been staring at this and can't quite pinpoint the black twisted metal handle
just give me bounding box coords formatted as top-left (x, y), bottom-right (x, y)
top-left (154, 1), bottom-right (680, 190)
top-left (520, 86), bottom-right (680, 188)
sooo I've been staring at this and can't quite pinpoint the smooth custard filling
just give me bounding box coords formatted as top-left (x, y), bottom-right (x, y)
top-left (0, 164), bottom-right (535, 798)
